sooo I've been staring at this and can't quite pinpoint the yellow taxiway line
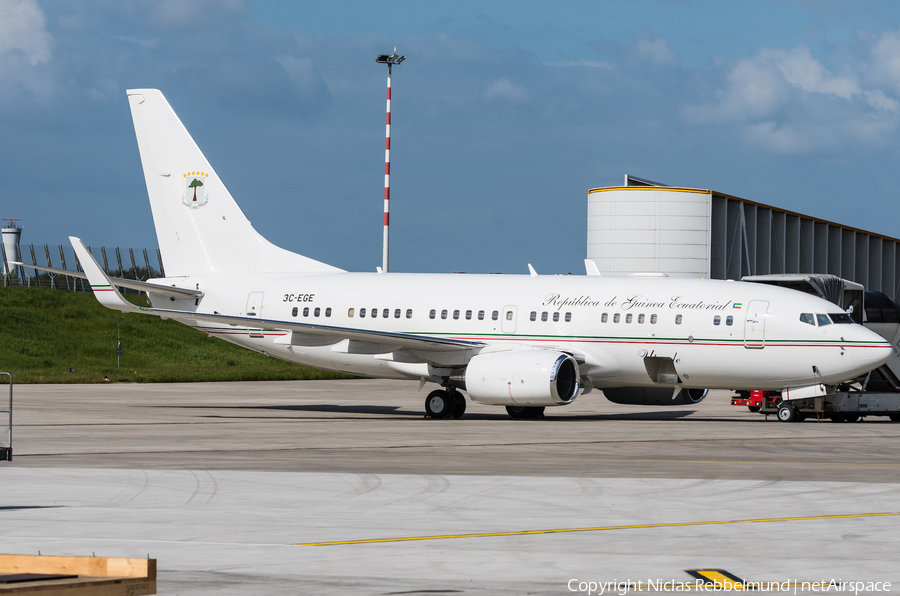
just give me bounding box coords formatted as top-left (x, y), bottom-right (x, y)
top-left (524, 458), bottom-right (900, 467)
top-left (299, 511), bottom-right (900, 546)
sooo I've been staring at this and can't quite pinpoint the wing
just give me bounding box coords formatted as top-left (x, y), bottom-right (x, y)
top-left (69, 237), bottom-right (481, 358)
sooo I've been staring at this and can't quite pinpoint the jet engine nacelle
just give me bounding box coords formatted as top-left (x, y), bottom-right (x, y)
top-left (454, 350), bottom-right (580, 407)
top-left (602, 387), bottom-right (708, 406)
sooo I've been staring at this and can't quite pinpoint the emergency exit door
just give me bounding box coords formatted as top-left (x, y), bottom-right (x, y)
top-left (743, 300), bottom-right (768, 349)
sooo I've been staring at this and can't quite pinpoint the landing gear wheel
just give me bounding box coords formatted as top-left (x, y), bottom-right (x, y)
top-left (506, 405), bottom-right (545, 419)
top-left (450, 391), bottom-right (467, 419)
top-left (777, 403), bottom-right (797, 423)
top-left (748, 406), bottom-right (761, 413)
top-left (425, 390), bottom-right (453, 419)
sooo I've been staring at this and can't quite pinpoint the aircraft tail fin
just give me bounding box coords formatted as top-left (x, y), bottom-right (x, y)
top-left (126, 89), bottom-right (342, 278)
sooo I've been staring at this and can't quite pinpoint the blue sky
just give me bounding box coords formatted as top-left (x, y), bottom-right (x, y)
top-left (3, 1), bottom-right (900, 274)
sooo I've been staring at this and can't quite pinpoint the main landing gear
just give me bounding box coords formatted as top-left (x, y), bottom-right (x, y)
top-left (506, 405), bottom-right (545, 419)
top-left (425, 389), bottom-right (467, 419)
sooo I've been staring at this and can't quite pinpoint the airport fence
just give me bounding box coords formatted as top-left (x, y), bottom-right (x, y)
top-left (1, 244), bottom-right (164, 293)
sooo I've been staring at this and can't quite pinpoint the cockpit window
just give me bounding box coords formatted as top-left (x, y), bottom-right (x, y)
top-left (800, 313), bottom-right (815, 326)
top-left (816, 314), bottom-right (832, 326)
top-left (829, 313), bottom-right (853, 324)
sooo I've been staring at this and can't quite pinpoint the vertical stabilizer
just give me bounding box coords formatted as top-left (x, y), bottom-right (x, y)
top-left (126, 89), bottom-right (342, 277)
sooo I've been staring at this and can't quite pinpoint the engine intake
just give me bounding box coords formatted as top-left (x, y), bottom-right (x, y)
top-left (603, 387), bottom-right (708, 406)
top-left (453, 350), bottom-right (580, 406)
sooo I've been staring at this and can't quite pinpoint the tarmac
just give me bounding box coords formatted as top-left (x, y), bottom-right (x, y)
top-left (3, 379), bottom-right (900, 594)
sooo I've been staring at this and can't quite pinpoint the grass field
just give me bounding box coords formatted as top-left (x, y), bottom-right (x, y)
top-left (0, 286), bottom-right (352, 383)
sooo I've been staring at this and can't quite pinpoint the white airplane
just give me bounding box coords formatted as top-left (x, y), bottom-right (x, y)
top-left (35, 89), bottom-right (897, 419)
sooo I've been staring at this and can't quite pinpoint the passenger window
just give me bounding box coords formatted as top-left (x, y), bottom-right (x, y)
top-left (565, 312), bottom-right (572, 322)
top-left (492, 310), bottom-right (499, 321)
top-left (553, 312), bottom-right (559, 322)
top-left (713, 315), bottom-right (721, 326)
top-left (466, 310), bottom-right (472, 320)
top-left (613, 313), bottom-right (620, 323)
top-left (675, 314), bottom-right (682, 325)
top-left (314, 307), bottom-right (321, 317)
top-left (601, 313), bottom-right (608, 323)
top-left (383, 309), bottom-right (389, 318)
top-left (816, 314), bottom-right (832, 326)
top-left (650, 314), bottom-right (657, 324)
top-left (453, 310), bottom-right (460, 320)
top-left (530, 311), bottom-right (537, 321)
top-left (638, 314), bottom-right (645, 324)
top-left (625, 313), bottom-right (632, 323)
top-left (292, 307), bottom-right (298, 317)
top-left (541, 312), bottom-right (548, 322)
top-left (800, 313), bottom-right (815, 326)
top-left (726, 316), bottom-right (733, 326)
top-left (406, 309), bottom-right (413, 319)
top-left (506, 311), bottom-right (513, 321)
top-left (478, 310), bottom-right (485, 320)
top-left (441, 309), bottom-right (448, 320)
top-left (360, 308), bottom-right (366, 318)
top-left (348, 308), bottom-right (354, 318)
top-left (325, 307), bottom-right (332, 317)
top-left (429, 309), bottom-right (436, 319)
top-left (303, 307), bottom-right (310, 317)
top-left (394, 309), bottom-right (401, 318)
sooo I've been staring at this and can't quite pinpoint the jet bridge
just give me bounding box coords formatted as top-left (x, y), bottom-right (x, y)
top-left (1, 373), bottom-right (11, 461)
top-left (738, 274), bottom-right (900, 422)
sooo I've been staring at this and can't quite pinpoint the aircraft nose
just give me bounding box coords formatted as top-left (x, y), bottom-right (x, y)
top-left (852, 326), bottom-right (894, 371)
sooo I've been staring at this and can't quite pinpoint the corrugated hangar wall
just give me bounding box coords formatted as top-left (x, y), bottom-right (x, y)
top-left (586, 176), bottom-right (900, 302)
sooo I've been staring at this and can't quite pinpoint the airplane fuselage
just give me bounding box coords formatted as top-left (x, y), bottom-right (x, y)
top-left (150, 272), bottom-right (891, 392)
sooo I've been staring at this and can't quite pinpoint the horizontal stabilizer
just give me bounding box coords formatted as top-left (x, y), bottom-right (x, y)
top-left (13, 261), bottom-right (203, 299)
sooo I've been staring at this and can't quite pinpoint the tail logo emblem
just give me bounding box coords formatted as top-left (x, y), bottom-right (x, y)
top-left (182, 172), bottom-right (210, 209)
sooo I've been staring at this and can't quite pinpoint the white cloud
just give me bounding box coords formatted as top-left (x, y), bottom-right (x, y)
top-left (484, 78), bottom-right (527, 103)
top-left (143, 0), bottom-right (249, 30)
top-left (0, 0), bottom-right (52, 65)
top-left (277, 55), bottom-right (330, 102)
top-left (546, 60), bottom-right (615, 69)
top-left (870, 31), bottom-right (900, 96)
top-left (634, 36), bottom-right (677, 66)
top-left (682, 42), bottom-right (900, 153)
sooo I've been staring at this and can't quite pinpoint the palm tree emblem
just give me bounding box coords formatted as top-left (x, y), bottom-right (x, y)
top-left (182, 171), bottom-right (210, 208)
top-left (188, 178), bottom-right (203, 202)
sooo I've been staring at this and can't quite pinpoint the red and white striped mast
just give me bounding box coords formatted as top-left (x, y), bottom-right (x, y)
top-left (376, 48), bottom-right (406, 273)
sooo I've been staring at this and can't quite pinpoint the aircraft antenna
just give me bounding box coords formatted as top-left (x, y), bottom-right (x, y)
top-left (375, 48), bottom-right (406, 273)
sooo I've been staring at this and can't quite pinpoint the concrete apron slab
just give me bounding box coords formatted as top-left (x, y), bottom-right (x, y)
top-left (1, 468), bottom-right (898, 594)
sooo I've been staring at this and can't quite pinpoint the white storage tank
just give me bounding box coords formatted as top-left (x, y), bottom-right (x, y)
top-left (587, 179), bottom-right (711, 278)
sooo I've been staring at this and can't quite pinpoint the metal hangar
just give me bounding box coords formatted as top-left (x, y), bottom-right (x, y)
top-left (586, 175), bottom-right (900, 302)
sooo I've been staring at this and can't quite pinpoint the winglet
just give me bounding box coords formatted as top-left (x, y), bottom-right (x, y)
top-left (69, 237), bottom-right (142, 313)
top-left (584, 259), bottom-right (601, 277)
top-left (528, 263), bottom-right (538, 277)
